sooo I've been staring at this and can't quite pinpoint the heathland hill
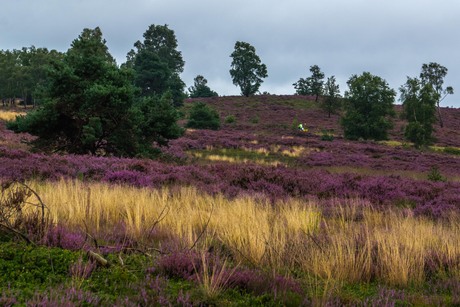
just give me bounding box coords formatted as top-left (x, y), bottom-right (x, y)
top-left (1, 95), bottom-right (460, 305)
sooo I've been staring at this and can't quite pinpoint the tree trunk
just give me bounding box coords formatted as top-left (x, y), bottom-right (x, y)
top-left (437, 102), bottom-right (444, 128)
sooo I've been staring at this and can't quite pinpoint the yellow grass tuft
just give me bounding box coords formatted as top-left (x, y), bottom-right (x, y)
top-left (28, 180), bottom-right (460, 288)
top-left (0, 110), bottom-right (26, 122)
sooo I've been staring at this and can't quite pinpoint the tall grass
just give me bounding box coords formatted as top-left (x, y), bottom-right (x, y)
top-left (30, 179), bottom-right (460, 289)
top-left (0, 110), bottom-right (26, 122)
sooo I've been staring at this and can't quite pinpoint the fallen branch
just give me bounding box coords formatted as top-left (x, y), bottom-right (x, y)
top-left (87, 250), bottom-right (109, 267)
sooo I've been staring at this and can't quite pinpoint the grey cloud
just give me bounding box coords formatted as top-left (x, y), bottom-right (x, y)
top-left (0, 0), bottom-right (458, 106)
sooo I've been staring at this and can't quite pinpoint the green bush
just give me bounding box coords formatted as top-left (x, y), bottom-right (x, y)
top-left (224, 115), bottom-right (236, 124)
top-left (427, 166), bottom-right (446, 182)
top-left (443, 147), bottom-right (460, 156)
top-left (186, 102), bottom-right (221, 130)
top-left (321, 129), bottom-right (334, 141)
top-left (0, 242), bottom-right (79, 292)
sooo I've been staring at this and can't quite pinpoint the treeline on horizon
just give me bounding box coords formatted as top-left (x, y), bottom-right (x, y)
top-left (0, 24), bottom-right (456, 157)
top-left (0, 24), bottom-right (455, 105)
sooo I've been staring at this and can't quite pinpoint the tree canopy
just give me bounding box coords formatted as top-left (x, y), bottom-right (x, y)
top-left (321, 75), bottom-right (341, 118)
top-left (341, 72), bottom-right (396, 140)
top-left (293, 65), bottom-right (325, 101)
top-left (8, 27), bottom-right (182, 157)
top-left (400, 77), bottom-right (437, 147)
top-left (188, 75), bottom-right (218, 98)
top-left (0, 47), bottom-right (63, 107)
top-left (229, 41), bottom-right (268, 97)
top-left (126, 24), bottom-right (186, 106)
top-left (419, 62), bottom-right (454, 128)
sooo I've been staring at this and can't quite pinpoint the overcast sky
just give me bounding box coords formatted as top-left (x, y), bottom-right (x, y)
top-left (1, 0), bottom-right (459, 107)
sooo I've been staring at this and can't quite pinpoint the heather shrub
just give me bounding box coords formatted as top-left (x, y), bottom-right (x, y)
top-left (186, 102), bottom-right (221, 130)
top-left (157, 251), bottom-right (201, 280)
top-left (115, 275), bottom-right (176, 306)
top-left (103, 170), bottom-right (152, 187)
top-left (364, 287), bottom-right (406, 306)
top-left (44, 224), bottom-right (86, 250)
top-left (229, 269), bottom-right (302, 297)
top-left (26, 286), bottom-right (102, 306)
top-left (70, 257), bottom-right (97, 289)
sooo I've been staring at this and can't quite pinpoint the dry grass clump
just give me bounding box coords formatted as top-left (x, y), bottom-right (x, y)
top-left (0, 110), bottom-right (26, 122)
top-left (30, 180), bottom-right (460, 288)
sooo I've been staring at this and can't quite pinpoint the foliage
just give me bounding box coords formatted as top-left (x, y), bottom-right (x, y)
top-left (0, 242), bottom-right (78, 293)
top-left (188, 75), bottom-right (218, 98)
top-left (186, 102), bottom-right (221, 130)
top-left (229, 41), bottom-right (268, 97)
top-left (8, 28), bottom-right (137, 156)
top-left (224, 115), bottom-right (236, 124)
top-left (400, 77), bottom-right (437, 147)
top-left (321, 129), bottom-right (334, 141)
top-left (127, 24), bottom-right (186, 106)
top-left (132, 48), bottom-right (171, 97)
top-left (341, 72), bottom-right (396, 140)
top-left (132, 94), bottom-right (184, 153)
top-left (293, 65), bottom-right (325, 101)
top-left (322, 75), bottom-right (341, 117)
top-left (427, 166), bottom-right (446, 182)
top-left (0, 47), bottom-right (63, 107)
top-left (420, 62), bottom-right (454, 128)
top-left (7, 28), bottom-right (182, 157)
top-left (443, 147), bottom-right (460, 155)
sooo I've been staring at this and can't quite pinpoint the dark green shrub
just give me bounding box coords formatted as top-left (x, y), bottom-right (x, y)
top-left (443, 147), bottom-right (460, 156)
top-left (321, 129), bottom-right (334, 141)
top-left (427, 166), bottom-right (446, 182)
top-left (186, 102), bottom-right (220, 130)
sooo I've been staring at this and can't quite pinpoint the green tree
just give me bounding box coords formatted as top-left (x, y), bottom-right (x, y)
top-left (132, 93), bottom-right (183, 151)
top-left (229, 41), bottom-right (268, 97)
top-left (293, 65), bottom-right (325, 101)
top-left (400, 77), bottom-right (437, 147)
top-left (0, 47), bottom-right (63, 107)
top-left (0, 50), bottom-right (18, 104)
top-left (8, 27), bottom-right (181, 157)
top-left (322, 75), bottom-right (341, 118)
top-left (133, 49), bottom-right (171, 97)
top-left (419, 62), bottom-right (453, 128)
top-left (188, 75), bottom-right (218, 98)
top-left (341, 72), bottom-right (396, 140)
top-left (186, 102), bottom-right (221, 130)
top-left (127, 24), bottom-right (186, 106)
top-left (16, 47), bottom-right (63, 107)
